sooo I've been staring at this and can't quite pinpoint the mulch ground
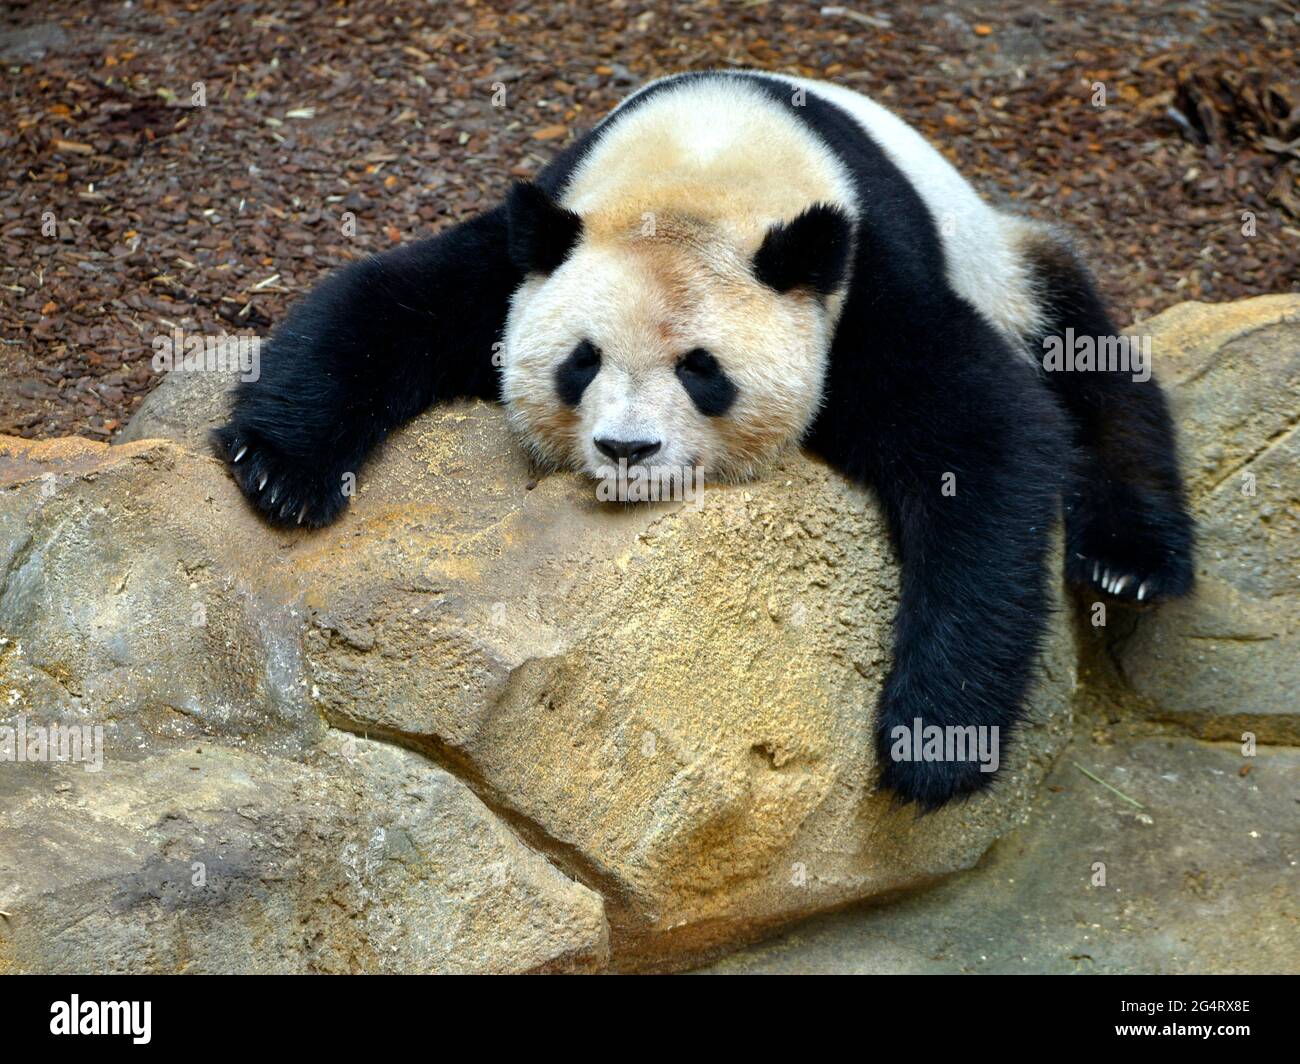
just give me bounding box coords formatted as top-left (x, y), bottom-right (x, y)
top-left (1, 0), bottom-right (1296, 441)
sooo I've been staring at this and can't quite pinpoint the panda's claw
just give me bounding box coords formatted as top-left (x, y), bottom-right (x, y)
top-left (1068, 552), bottom-right (1178, 608)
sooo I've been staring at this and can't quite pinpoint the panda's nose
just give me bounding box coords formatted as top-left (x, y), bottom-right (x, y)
top-left (595, 436), bottom-right (662, 464)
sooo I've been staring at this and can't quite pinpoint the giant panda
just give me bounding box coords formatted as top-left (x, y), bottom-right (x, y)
top-left (214, 70), bottom-right (1194, 808)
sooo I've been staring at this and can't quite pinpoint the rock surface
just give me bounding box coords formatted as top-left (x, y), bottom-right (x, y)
top-left (0, 736), bottom-right (607, 974)
top-left (1105, 295), bottom-right (1300, 744)
top-left (115, 363), bottom-right (232, 453)
top-left (2, 380), bottom-right (1076, 973)
top-left (700, 734), bottom-right (1299, 974)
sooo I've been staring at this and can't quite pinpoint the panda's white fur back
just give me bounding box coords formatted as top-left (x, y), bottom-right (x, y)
top-left (570, 73), bottom-right (1045, 354)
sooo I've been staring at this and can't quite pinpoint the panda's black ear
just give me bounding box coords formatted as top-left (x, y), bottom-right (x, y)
top-left (506, 182), bottom-right (583, 275)
top-left (753, 204), bottom-right (852, 295)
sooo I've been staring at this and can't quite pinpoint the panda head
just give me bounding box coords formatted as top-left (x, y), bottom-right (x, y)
top-left (499, 182), bottom-right (853, 487)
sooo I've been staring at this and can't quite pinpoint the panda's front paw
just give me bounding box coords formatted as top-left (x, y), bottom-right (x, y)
top-left (877, 755), bottom-right (990, 811)
top-left (212, 423), bottom-right (352, 528)
top-left (874, 722), bottom-right (996, 811)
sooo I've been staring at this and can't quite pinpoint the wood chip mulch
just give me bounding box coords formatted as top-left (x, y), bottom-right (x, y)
top-left (1, 0), bottom-right (1296, 441)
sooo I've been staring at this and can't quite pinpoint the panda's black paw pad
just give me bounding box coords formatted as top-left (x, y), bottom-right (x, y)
top-left (211, 424), bottom-right (351, 529)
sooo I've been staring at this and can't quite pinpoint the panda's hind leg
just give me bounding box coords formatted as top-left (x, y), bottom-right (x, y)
top-left (1023, 228), bottom-right (1194, 604)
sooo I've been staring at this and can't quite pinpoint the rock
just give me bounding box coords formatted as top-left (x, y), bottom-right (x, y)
top-left (1, 393), bottom-right (1077, 971)
top-left (1106, 295), bottom-right (1300, 744)
top-left (700, 734), bottom-right (1300, 974)
top-left (0, 435), bottom-right (606, 974)
top-left (115, 364), bottom-right (236, 452)
top-left (0, 737), bottom-right (607, 974)
top-left (708, 299), bottom-right (1300, 974)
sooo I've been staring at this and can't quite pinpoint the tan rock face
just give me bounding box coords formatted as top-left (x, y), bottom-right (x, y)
top-left (0, 434), bottom-right (603, 974)
top-left (1111, 295), bottom-right (1300, 744)
top-left (0, 389), bottom-right (1075, 970)
top-left (704, 297), bottom-right (1300, 976)
top-left (0, 738), bottom-right (607, 974)
top-left (704, 736), bottom-right (1300, 975)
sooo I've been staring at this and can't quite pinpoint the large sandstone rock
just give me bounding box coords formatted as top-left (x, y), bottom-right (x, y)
top-left (1106, 295), bottom-right (1300, 744)
top-left (8, 294), bottom-right (1294, 972)
top-left (1, 377), bottom-right (1078, 970)
top-left (702, 735), bottom-right (1300, 974)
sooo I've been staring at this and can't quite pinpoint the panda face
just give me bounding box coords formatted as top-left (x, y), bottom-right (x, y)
top-left (501, 233), bottom-right (837, 487)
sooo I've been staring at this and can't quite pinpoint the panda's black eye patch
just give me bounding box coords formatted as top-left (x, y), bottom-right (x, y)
top-left (555, 340), bottom-right (601, 407)
top-left (675, 348), bottom-right (737, 417)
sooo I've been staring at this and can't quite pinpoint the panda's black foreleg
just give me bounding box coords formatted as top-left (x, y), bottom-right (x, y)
top-left (1029, 238), bottom-right (1194, 604)
top-left (811, 328), bottom-right (1067, 808)
top-left (213, 206), bottom-right (518, 527)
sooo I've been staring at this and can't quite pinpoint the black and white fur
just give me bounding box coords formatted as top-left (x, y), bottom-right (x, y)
top-left (214, 71), bottom-right (1194, 808)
